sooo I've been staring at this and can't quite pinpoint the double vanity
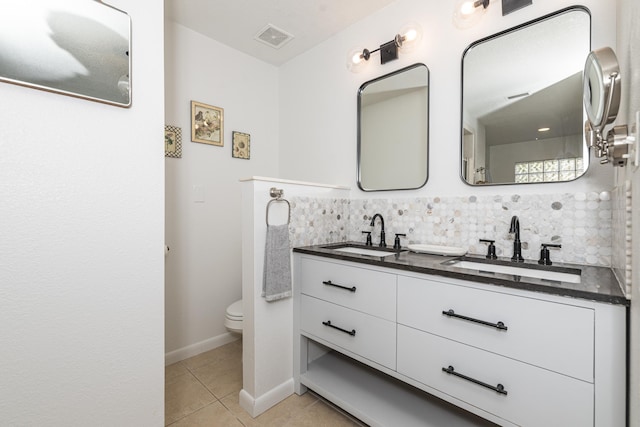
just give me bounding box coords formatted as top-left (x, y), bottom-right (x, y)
top-left (289, 3), bottom-right (629, 426)
top-left (292, 243), bottom-right (627, 427)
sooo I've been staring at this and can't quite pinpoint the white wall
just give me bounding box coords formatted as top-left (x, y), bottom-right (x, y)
top-left (164, 22), bottom-right (279, 357)
top-left (616, 0), bottom-right (640, 424)
top-left (279, 0), bottom-right (615, 199)
top-left (0, 1), bottom-right (165, 425)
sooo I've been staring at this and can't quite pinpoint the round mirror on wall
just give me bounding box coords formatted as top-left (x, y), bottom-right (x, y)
top-left (460, 7), bottom-right (591, 185)
top-left (583, 47), bottom-right (620, 131)
top-left (582, 47), bottom-right (633, 167)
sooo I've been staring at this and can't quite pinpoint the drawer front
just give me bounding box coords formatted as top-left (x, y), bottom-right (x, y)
top-left (300, 295), bottom-right (396, 370)
top-left (300, 257), bottom-right (396, 321)
top-left (397, 275), bottom-right (594, 382)
top-left (398, 326), bottom-right (593, 427)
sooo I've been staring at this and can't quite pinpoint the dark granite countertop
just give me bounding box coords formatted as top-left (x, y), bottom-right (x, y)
top-left (293, 242), bottom-right (628, 306)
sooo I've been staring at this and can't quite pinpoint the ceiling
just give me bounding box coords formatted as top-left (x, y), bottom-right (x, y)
top-left (164, 0), bottom-right (398, 66)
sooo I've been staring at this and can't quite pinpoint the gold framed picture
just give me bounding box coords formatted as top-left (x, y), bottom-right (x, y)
top-left (232, 131), bottom-right (250, 159)
top-left (165, 125), bottom-right (182, 158)
top-left (191, 101), bottom-right (224, 146)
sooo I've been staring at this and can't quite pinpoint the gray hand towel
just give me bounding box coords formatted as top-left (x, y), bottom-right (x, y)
top-left (262, 224), bottom-right (292, 302)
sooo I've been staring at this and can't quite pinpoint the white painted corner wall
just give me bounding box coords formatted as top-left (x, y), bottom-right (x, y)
top-left (240, 178), bottom-right (350, 416)
top-left (164, 22), bottom-right (279, 356)
top-left (0, 1), bottom-right (165, 424)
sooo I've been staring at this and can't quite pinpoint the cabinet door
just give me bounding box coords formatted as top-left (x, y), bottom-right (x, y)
top-left (398, 275), bottom-right (594, 382)
top-left (300, 257), bottom-right (396, 321)
top-left (300, 295), bottom-right (396, 369)
top-left (398, 325), bottom-right (593, 427)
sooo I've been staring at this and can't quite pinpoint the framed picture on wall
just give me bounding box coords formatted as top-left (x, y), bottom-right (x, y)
top-left (191, 101), bottom-right (224, 146)
top-left (165, 125), bottom-right (182, 158)
top-left (232, 131), bottom-right (250, 159)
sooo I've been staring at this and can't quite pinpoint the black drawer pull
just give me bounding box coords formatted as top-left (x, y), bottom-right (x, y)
top-left (442, 309), bottom-right (508, 331)
top-left (442, 365), bottom-right (508, 395)
top-left (322, 280), bottom-right (356, 292)
top-left (322, 320), bottom-right (356, 336)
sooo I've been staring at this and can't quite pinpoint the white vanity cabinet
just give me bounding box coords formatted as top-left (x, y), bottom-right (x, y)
top-left (293, 254), bottom-right (627, 427)
top-left (298, 256), bottom-right (397, 369)
top-left (397, 276), bottom-right (595, 427)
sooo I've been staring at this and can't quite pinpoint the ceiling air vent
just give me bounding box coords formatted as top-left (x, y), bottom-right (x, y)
top-left (254, 24), bottom-right (294, 49)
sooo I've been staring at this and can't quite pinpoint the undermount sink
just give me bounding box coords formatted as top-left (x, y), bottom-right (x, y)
top-left (324, 244), bottom-right (401, 258)
top-left (445, 259), bottom-right (582, 283)
top-left (333, 246), bottom-right (399, 257)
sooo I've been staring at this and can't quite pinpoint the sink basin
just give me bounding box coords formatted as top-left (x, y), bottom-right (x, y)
top-left (332, 246), bottom-right (399, 257)
top-left (446, 259), bottom-right (581, 283)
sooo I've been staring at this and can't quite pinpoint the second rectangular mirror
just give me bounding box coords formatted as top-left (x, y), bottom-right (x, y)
top-left (461, 7), bottom-right (590, 185)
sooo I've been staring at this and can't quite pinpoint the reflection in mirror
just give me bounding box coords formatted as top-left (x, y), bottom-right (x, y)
top-left (358, 63), bottom-right (429, 191)
top-left (0, 0), bottom-right (131, 107)
top-left (461, 7), bottom-right (590, 185)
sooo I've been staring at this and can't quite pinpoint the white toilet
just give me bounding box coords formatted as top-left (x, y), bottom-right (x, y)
top-left (224, 299), bottom-right (243, 334)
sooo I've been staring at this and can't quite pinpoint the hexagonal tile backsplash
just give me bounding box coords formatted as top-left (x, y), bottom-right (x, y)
top-left (288, 191), bottom-right (613, 266)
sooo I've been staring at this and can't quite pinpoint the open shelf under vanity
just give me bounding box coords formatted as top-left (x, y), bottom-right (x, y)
top-left (300, 348), bottom-right (498, 427)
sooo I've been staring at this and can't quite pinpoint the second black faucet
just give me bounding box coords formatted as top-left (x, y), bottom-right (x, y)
top-left (370, 213), bottom-right (386, 247)
top-left (509, 215), bottom-right (524, 262)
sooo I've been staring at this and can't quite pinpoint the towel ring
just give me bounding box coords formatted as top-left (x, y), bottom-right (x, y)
top-left (266, 187), bottom-right (291, 225)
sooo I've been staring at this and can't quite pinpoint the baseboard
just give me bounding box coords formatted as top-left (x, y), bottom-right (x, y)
top-left (239, 378), bottom-right (294, 417)
top-left (165, 332), bottom-right (239, 365)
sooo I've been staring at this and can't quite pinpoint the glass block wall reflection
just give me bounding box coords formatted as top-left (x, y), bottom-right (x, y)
top-left (515, 157), bottom-right (584, 183)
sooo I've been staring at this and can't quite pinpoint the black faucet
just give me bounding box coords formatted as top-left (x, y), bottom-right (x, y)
top-left (509, 215), bottom-right (524, 262)
top-left (370, 213), bottom-right (386, 247)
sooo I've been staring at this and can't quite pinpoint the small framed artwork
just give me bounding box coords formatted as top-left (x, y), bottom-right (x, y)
top-left (165, 125), bottom-right (182, 158)
top-left (191, 101), bottom-right (224, 146)
top-left (232, 131), bottom-right (251, 159)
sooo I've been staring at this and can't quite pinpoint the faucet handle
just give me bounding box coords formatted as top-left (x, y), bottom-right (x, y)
top-left (479, 239), bottom-right (498, 260)
top-left (393, 233), bottom-right (407, 250)
top-left (362, 231), bottom-right (372, 246)
top-left (538, 243), bottom-right (561, 265)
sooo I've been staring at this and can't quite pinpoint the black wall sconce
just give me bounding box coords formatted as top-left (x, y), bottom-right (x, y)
top-left (502, 0), bottom-right (533, 16)
top-left (347, 23), bottom-right (422, 72)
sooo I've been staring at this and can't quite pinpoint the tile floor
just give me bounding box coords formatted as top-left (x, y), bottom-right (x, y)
top-left (165, 340), bottom-right (364, 426)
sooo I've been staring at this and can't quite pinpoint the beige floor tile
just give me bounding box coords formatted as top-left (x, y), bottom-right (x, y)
top-left (283, 400), bottom-right (362, 427)
top-left (168, 401), bottom-right (244, 427)
top-left (253, 393), bottom-right (320, 427)
top-left (167, 341), bottom-right (360, 426)
top-left (165, 371), bottom-right (217, 425)
top-left (220, 394), bottom-right (262, 427)
top-left (165, 361), bottom-right (189, 381)
top-left (183, 339), bottom-right (242, 370)
top-left (220, 392), bottom-right (319, 427)
top-left (192, 356), bottom-right (243, 399)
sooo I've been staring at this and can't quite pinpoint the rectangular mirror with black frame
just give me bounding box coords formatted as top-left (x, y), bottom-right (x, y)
top-left (461, 7), bottom-right (590, 186)
top-left (358, 63), bottom-right (429, 192)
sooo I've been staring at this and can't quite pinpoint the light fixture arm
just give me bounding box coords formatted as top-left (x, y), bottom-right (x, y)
top-left (355, 36), bottom-right (403, 65)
